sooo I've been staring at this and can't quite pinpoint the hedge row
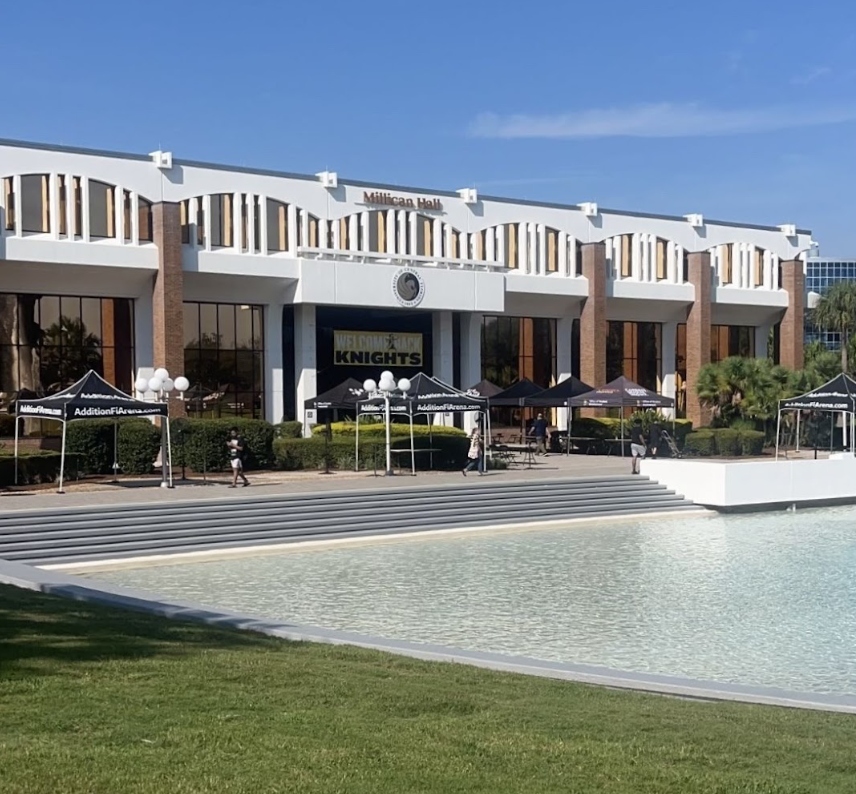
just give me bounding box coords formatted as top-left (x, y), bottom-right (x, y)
top-left (66, 420), bottom-right (161, 475)
top-left (274, 434), bottom-right (469, 471)
top-left (684, 428), bottom-right (765, 457)
top-left (0, 450), bottom-right (78, 486)
top-left (312, 421), bottom-right (467, 438)
top-left (171, 418), bottom-right (274, 472)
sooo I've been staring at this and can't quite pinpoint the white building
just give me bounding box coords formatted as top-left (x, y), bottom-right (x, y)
top-left (0, 138), bottom-right (812, 431)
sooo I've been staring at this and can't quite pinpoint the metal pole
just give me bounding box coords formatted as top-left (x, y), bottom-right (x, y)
top-left (409, 412), bottom-right (415, 475)
top-left (384, 393), bottom-right (392, 475)
top-left (113, 421), bottom-right (119, 481)
top-left (166, 415), bottom-right (174, 488)
top-left (355, 410), bottom-right (361, 472)
top-left (621, 407), bottom-right (625, 458)
top-left (58, 420), bottom-right (67, 494)
top-left (775, 408), bottom-right (782, 460)
top-left (160, 419), bottom-right (168, 488)
top-left (795, 412), bottom-right (801, 453)
top-left (13, 415), bottom-right (19, 486)
top-left (566, 399), bottom-right (571, 456)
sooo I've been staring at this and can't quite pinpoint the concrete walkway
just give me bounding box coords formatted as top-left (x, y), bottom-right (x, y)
top-left (0, 454), bottom-right (631, 513)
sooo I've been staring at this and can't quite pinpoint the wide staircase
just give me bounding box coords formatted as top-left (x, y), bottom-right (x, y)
top-left (0, 476), bottom-right (697, 567)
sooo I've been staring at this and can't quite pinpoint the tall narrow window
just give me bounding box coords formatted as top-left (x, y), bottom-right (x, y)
top-left (21, 174), bottom-right (50, 233)
top-left (656, 238), bottom-right (667, 280)
top-left (754, 248), bottom-right (764, 286)
top-left (3, 177), bottom-right (14, 230)
top-left (265, 199), bottom-right (287, 252)
top-left (196, 198), bottom-right (204, 246)
top-left (621, 235), bottom-right (632, 278)
top-left (253, 196), bottom-right (261, 253)
top-left (138, 198), bottom-right (153, 242)
top-left (73, 177), bottom-right (82, 237)
top-left (506, 224), bottom-right (517, 268)
top-left (180, 199), bottom-right (190, 244)
top-left (89, 181), bottom-right (115, 238)
top-left (59, 176), bottom-right (68, 236)
top-left (123, 190), bottom-right (132, 241)
top-left (547, 228), bottom-right (558, 272)
top-left (722, 244), bottom-right (733, 284)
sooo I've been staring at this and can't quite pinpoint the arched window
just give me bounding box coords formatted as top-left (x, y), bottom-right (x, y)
top-left (89, 180), bottom-right (116, 238)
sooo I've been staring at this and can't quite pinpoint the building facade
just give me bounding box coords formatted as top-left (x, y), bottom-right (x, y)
top-left (0, 139), bottom-right (812, 432)
top-left (804, 257), bottom-right (856, 349)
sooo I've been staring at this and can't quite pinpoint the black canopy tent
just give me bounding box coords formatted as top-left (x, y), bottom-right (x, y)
top-left (489, 378), bottom-right (546, 440)
top-left (465, 379), bottom-right (502, 452)
top-left (14, 370), bottom-right (170, 493)
top-left (304, 377), bottom-right (366, 412)
top-left (355, 373), bottom-right (487, 473)
top-left (522, 376), bottom-right (593, 454)
top-left (570, 376), bottom-right (675, 456)
top-left (776, 373), bottom-right (856, 459)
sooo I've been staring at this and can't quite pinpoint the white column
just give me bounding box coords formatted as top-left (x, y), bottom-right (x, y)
top-left (518, 222), bottom-right (528, 273)
top-left (332, 215), bottom-right (341, 249)
top-left (397, 210), bottom-right (407, 254)
top-left (433, 217), bottom-right (442, 257)
top-left (612, 236), bottom-right (622, 279)
top-left (232, 192), bottom-right (242, 253)
top-left (258, 195), bottom-right (268, 255)
top-left (558, 232), bottom-right (568, 276)
top-left (717, 245), bottom-right (726, 286)
top-left (303, 210), bottom-right (312, 252)
top-left (360, 211), bottom-right (370, 251)
top-left (528, 223), bottom-right (537, 275)
top-left (386, 210), bottom-right (396, 254)
top-left (743, 243), bottom-right (751, 288)
top-left (735, 243), bottom-right (745, 288)
top-left (763, 250), bottom-right (772, 290)
top-left (486, 226), bottom-right (495, 261)
top-left (409, 212), bottom-right (418, 256)
top-left (264, 303), bottom-right (283, 423)
top-left (188, 197), bottom-right (198, 250)
top-left (661, 321), bottom-right (677, 420)
top-left (432, 311), bottom-right (455, 426)
top-left (11, 174), bottom-right (21, 235)
top-left (203, 194), bottom-right (212, 251)
top-left (48, 173), bottom-right (60, 239)
top-left (66, 173), bottom-right (75, 238)
top-left (666, 241), bottom-right (676, 283)
top-left (347, 213), bottom-right (358, 252)
top-left (294, 303), bottom-right (317, 437)
top-left (444, 224), bottom-right (452, 259)
top-left (246, 194), bottom-right (256, 253)
top-left (537, 224), bottom-right (546, 275)
top-left (631, 233), bottom-right (641, 281)
top-left (603, 237), bottom-right (613, 279)
top-left (674, 244), bottom-right (683, 283)
top-left (80, 176), bottom-right (90, 242)
top-left (287, 203), bottom-right (297, 252)
top-left (461, 312), bottom-right (482, 432)
top-left (556, 315), bottom-right (574, 431)
top-left (496, 226), bottom-right (506, 267)
top-left (131, 192), bottom-right (140, 245)
top-left (772, 254), bottom-right (780, 289)
top-left (754, 323), bottom-right (771, 360)
top-left (114, 184), bottom-right (124, 244)
top-left (568, 236), bottom-right (577, 277)
top-left (134, 287), bottom-right (154, 382)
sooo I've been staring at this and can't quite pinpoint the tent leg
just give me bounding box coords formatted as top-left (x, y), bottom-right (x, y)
top-left (58, 420), bottom-right (67, 494)
top-left (166, 416), bottom-right (174, 488)
top-left (14, 415), bottom-right (19, 486)
top-left (113, 421), bottom-right (119, 482)
top-left (355, 413), bottom-right (360, 472)
top-left (566, 400), bottom-right (571, 456)
top-left (621, 408), bottom-right (625, 458)
top-left (410, 414), bottom-right (415, 476)
top-left (796, 412), bottom-right (801, 453)
top-left (429, 422), bottom-right (434, 472)
top-left (160, 420), bottom-right (168, 488)
top-left (775, 409), bottom-right (782, 461)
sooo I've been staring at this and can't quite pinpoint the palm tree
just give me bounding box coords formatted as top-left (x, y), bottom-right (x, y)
top-left (811, 282), bottom-right (856, 373)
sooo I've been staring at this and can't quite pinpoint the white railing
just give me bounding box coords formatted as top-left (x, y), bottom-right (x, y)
top-left (296, 246), bottom-right (508, 273)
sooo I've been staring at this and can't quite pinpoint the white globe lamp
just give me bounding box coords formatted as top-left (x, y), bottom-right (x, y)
top-left (154, 367), bottom-right (170, 382)
top-left (162, 377), bottom-right (175, 393)
top-left (363, 378), bottom-right (377, 393)
top-left (398, 378), bottom-right (411, 393)
top-left (148, 377), bottom-right (163, 393)
top-left (134, 376), bottom-right (149, 393)
top-left (174, 376), bottom-right (190, 393)
top-left (380, 370), bottom-right (394, 383)
top-left (379, 376), bottom-right (395, 392)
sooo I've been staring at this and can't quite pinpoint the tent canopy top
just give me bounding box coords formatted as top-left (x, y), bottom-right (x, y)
top-left (490, 378), bottom-right (545, 406)
top-left (524, 376), bottom-right (593, 407)
top-left (779, 373), bottom-right (856, 413)
top-left (466, 379), bottom-right (503, 399)
top-left (15, 370), bottom-right (168, 422)
top-left (357, 373), bottom-right (486, 415)
top-left (569, 376), bottom-right (674, 408)
top-left (304, 377), bottom-right (365, 411)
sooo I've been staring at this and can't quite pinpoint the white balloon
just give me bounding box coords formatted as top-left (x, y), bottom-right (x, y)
top-left (174, 376), bottom-right (190, 392)
top-left (363, 379), bottom-right (377, 393)
top-left (134, 376), bottom-right (149, 393)
top-left (161, 377), bottom-right (175, 393)
top-left (398, 378), bottom-right (411, 393)
top-left (154, 367), bottom-right (170, 382)
top-left (148, 377), bottom-right (163, 393)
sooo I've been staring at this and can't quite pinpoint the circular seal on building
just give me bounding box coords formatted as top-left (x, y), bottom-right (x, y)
top-left (392, 268), bottom-right (425, 307)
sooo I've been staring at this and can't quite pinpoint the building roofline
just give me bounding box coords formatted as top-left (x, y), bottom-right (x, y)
top-left (0, 137), bottom-right (812, 236)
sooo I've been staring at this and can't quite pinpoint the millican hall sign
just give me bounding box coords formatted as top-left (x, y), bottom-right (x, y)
top-left (363, 191), bottom-right (442, 211)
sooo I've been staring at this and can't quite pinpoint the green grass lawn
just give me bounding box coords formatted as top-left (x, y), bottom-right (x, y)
top-left (2, 584), bottom-right (856, 794)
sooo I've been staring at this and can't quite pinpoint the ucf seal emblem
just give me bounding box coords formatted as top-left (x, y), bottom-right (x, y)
top-left (392, 268), bottom-right (425, 308)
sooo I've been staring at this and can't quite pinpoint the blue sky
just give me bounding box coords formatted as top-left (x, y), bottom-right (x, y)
top-left (5, 0), bottom-right (855, 253)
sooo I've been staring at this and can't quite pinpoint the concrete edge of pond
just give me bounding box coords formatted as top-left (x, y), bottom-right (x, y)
top-left (2, 558), bottom-right (855, 715)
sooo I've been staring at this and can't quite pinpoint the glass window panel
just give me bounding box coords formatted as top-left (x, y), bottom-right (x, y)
top-left (183, 302), bottom-right (200, 348)
top-left (252, 351), bottom-right (264, 393)
top-left (218, 304), bottom-right (236, 349)
top-left (252, 307), bottom-right (263, 349)
top-left (81, 298), bottom-right (102, 345)
top-left (235, 351), bottom-right (254, 391)
top-left (39, 296), bottom-right (60, 336)
top-left (89, 181), bottom-right (114, 238)
top-left (59, 297), bottom-right (83, 347)
top-left (40, 347), bottom-right (62, 393)
top-left (138, 200), bottom-right (153, 242)
top-left (200, 304), bottom-right (218, 346)
top-left (236, 305), bottom-right (253, 349)
top-left (21, 174), bottom-right (49, 233)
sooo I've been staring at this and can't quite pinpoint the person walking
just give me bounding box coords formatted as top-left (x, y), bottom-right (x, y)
top-left (462, 427), bottom-right (485, 476)
top-left (629, 417), bottom-right (647, 475)
top-left (648, 420), bottom-right (663, 459)
top-left (533, 412), bottom-right (549, 455)
top-left (227, 427), bottom-right (250, 488)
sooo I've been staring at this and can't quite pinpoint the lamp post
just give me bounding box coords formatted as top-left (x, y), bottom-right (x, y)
top-left (362, 370), bottom-right (411, 476)
top-left (134, 368), bottom-right (190, 488)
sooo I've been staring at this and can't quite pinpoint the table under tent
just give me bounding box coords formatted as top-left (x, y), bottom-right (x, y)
top-left (776, 373), bottom-right (856, 459)
top-left (522, 376), bottom-right (593, 454)
top-left (488, 378), bottom-right (548, 441)
top-left (569, 376), bottom-right (675, 456)
top-left (13, 370), bottom-right (170, 493)
top-left (355, 373), bottom-right (487, 474)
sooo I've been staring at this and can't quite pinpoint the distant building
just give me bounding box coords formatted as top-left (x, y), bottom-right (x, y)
top-left (805, 258), bottom-right (856, 349)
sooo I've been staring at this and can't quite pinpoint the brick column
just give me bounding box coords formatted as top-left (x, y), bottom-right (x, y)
top-left (580, 242), bottom-right (607, 417)
top-left (152, 202), bottom-right (186, 417)
top-left (780, 260), bottom-right (805, 370)
top-left (686, 251), bottom-right (712, 428)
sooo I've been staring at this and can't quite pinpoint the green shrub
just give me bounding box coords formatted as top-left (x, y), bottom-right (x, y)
top-left (571, 416), bottom-right (691, 448)
top-left (172, 418), bottom-right (275, 472)
top-left (715, 428), bottom-right (742, 457)
top-left (739, 429), bottom-right (765, 456)
top-left (315, 421), bottom-right (466, 438)
top-left (0, 450), bottom-right (79, 486)
top-left (275, 421), bottom-right (303, 439)
top-left (117, 421), bottom-right (162, 475)
top-left (684, 431), bottom-right (716, 456)
top-left (65, 421), bottom-right (116, 474)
